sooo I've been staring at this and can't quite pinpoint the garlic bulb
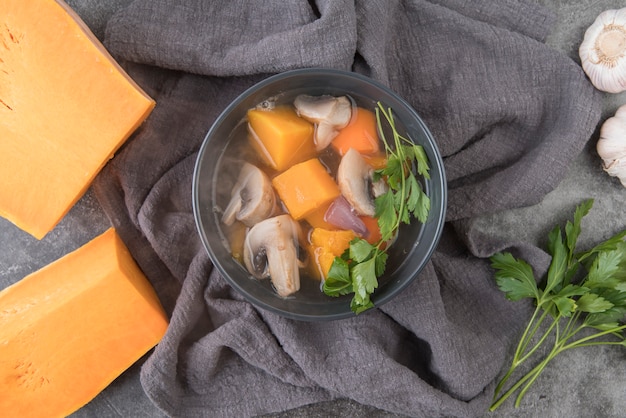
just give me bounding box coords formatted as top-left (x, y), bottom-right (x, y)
top-left (579, 8), bottom-right (626, 93)
top-left (597, 104), bottom-right (626, 187)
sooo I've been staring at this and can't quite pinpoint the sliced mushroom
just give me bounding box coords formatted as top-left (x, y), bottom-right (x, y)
top-left (337, 148), bottom-right (387, 217)
top-left (221, 162), bottom-right (277, 227)
top-left (294, 94), bottom-right (352, 151)
top-left (314, 122), bottom-right (339, 151)
top-left (243, 214), bottom-right (305, 297)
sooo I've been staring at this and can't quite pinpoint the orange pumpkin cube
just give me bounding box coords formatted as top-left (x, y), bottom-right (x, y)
top-left (271, 158), bottom-right (340, 220)
top-left (304, 201), bottom-right (336, 230)
top-left (309, 228), bottom-right (356, 280)
top-left (247, 105), bottom-right (316, 171)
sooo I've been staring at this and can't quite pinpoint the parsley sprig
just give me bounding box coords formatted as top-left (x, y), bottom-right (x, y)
top-left (490, 199), bottom-right (626, 410)
top-left (322, 102), bottom-right (431, 314)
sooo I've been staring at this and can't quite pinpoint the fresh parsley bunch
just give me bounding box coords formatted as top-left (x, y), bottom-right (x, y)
top-left (322, 103), bottom-right (431, 314)
top-left (490, 199), bottom-right (626, 410)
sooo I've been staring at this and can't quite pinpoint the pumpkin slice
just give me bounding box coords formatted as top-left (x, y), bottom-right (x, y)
top-left (0, 227), bottom-right (169, 417)
top-left (0, 0), bottom-right (155, 239)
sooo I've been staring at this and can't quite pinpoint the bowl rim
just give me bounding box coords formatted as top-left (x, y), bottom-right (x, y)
top-left (192, 67), bottom-right (447, 321)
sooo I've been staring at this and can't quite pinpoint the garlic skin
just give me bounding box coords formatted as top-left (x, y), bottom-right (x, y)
top-left (579, 8), bottom-right (626, 93)
top-left (597, 104), bottom-right (626, 187)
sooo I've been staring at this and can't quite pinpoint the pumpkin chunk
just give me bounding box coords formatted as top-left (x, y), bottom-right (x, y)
top-left (271, 158), bottom-right (341, 220)
top-left (0, 0), bottom-right (155, 239)
top-left (303, 201), bottom-right (336, 230)
top-left (247, 105), bottom-right (316, 171)
top-left (0, 228), bottom-right (169, 417)
top-left (308, 228), bottom-right (356, 280)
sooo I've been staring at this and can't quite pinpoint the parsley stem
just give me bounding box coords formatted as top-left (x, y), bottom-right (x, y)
top-left (494, 309), bottom-right (557, 399)
top-left (516, 307), bottom-right (550, 361)
top-left (493, 305), bottom-right (541, 398)
top-left (561, 311), bottom-right (583, 341)
top-left (518, 313), bottom-right (558, 364)
top-left (375, 103), bottom-right (408, 234)
top-left (492, 320), bottom-right (626, 411)
top-left (514, 349), bottom-right (558, 408)
top-left (561, 324), bottom-right (626, 351)
top-left (489, 199), bottom-right (626, 410)
top-left (490, 352), bottom-right (552, 411)
top-left (324, 102), bottom-right (432, 314)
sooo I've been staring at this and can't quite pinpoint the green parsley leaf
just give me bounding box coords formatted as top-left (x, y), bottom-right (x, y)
top-left (490, 199), bottom-right (626, 412)
top-left (490, 252), bottom-right (539, 301)
top-left (322, 102), bottom-right (432, 314)
top-left (406, 174), bottom-right (430, 223)
top-left (577, 293), bottom-right (614, 313)
top-left (374, 250), bottom-right (388, 277)
top-left (412, 144), bottom-right (431, 179)
top-left (349, 238), bottom-right (376, 263)
top-left (375, 191), bottom-right (398, 242)
top-left (565, 198), bottom-right (593, 256)
top-left (351, 297), bottom-right (374, 314)
top-left (585, 249), bottom-right (623, 290)
top-left (551, 295), bottom-right (577, 317)
top-left (545, 225), bottom-right (568, 294)
top-left (352, 256), bottom-right (378, 305)
top-left (322, 258), bottom-right (352, 297)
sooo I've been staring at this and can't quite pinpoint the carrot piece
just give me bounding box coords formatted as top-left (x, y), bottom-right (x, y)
top-left (360, 215), bottom-right (382, 244)
top-left (331, 107), bottom-right (380, 156)
top-left (362, 152), bottom-right (388, 170)
top-left (247, 105), bottom-right (316, 171)
top-left (309, 228), bottom-right (356, 280)
top-left (271, 158), bottom-right (341, 220)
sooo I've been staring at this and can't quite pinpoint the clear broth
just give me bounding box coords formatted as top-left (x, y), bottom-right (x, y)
top-left (211, 93), bottom-right (424, 300)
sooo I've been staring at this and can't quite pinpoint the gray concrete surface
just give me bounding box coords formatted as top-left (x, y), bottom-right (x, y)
top-left (1, 1), bottom-right (624, 417)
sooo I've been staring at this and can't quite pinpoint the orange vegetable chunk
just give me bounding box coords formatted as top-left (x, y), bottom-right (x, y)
top-left (248, 105), bottom-right (316, 171)
top-left (0, 228), bottom-right (169, 417)
top-left (362, 152), bottom-right (388, 170)
top-left (309, 228), bottom-right (356, 280)
top-left (331, 107), bottom-right (380, 156)
top-left (0, 0), bottom-right (155, 239)
top-left (360, 215), bottom-right (383, 244)
top-left (304, 201), bottom-right (335, 230)
top-left (272, 158), bottom-right (340, 220)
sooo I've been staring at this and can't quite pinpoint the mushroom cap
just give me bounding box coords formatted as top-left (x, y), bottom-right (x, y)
top-left (242, 214), bottom-right (303, 297)
top-left (337, 148), bottom-right (378, 217)
top-left (221, 162), bottom-right (276, 227)
top-left (294, 95), bottom-right (352, 151)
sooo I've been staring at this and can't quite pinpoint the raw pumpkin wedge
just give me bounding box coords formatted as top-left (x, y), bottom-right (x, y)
top-left (0, 0), bottom-right (155, 239)
top-left (0, 227), bottom-right (168, 417)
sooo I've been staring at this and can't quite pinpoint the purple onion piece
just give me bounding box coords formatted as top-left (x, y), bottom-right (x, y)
top-left (324, 196), bottom-right (369, 237)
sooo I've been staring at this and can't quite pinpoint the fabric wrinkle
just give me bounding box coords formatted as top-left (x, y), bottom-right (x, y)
top-left (93, 1), bottom-right (603, 417)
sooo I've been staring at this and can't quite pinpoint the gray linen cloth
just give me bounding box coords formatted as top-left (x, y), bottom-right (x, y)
top-left (92, 0), bottom-right (602, 416)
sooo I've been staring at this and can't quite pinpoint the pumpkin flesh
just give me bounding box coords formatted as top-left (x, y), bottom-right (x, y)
top-left (0, 0), bottom-right (155, 239)
top-left (0, 228), bottom-right (169, 417)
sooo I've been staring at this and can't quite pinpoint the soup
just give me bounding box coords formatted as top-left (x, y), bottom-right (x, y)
top-left (210, 91), bottom-right (430, 309)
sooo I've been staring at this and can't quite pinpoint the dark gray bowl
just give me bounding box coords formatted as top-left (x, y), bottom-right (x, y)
top-left (193, 68), bottom-right (446, 321)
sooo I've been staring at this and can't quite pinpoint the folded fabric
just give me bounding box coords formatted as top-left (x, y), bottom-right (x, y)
top-left (93, 0), bottom-right (602, 416)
